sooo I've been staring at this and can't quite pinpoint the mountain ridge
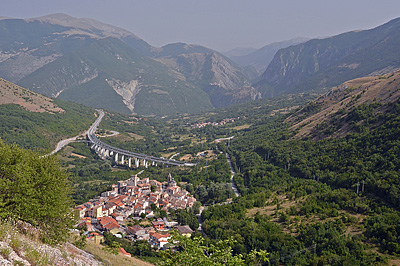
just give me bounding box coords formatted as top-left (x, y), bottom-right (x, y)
top-left (257, 17), bottom-right (400, 97)
top-left (0, 14), bottom-right (254, 115)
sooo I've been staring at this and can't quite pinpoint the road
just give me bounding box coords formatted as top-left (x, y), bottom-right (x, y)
top-left (45, 110), bottom-right (106, 157)
top-left (88, 110), bottom-right (195, 167)
top-left (226, 152), bottom-right (240, 197)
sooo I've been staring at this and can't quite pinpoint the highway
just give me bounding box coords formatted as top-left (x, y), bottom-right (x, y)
top-left (88, 110), bottom-right (195, 167)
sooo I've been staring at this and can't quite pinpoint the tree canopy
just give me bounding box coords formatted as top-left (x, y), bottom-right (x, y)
top-left (0, 140), bottom-right (74, 244)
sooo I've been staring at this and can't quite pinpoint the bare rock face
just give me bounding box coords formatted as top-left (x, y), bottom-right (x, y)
top-left (0, 221), bottom-right (103, 266)
top-left (107, 78), bottom-right (141, 113)
top-left (173, 52), bottom-right (260, 107)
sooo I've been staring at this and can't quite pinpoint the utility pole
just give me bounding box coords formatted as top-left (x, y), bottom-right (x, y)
top-left (356, 182), bottom-right (360, 195)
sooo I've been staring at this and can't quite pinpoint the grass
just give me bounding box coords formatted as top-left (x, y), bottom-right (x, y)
top-left (0, 247), bottom-right (11, 259)
top-left (231, 124), bottom-right (252, 130)
top-left (85, 242), bottom-right (154, 266)
top-left (127, 132), bottom-right (145, 140)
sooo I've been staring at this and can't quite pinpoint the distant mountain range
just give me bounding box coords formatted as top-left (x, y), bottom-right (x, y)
top-left (1, 14), bottom-right (400, 115)
top-left (257, 17), bottom-right (400, 97)
top-left (225, 37), bottom-right (309, 75)
top-left (0, 14), bottom-right (257, 115)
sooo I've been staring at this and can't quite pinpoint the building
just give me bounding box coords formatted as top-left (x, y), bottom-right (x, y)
top-left (175, 225), bottom-right (194, 237)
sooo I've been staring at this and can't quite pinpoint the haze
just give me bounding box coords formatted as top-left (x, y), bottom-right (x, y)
top-left (2, 0), bottom-right (400, 52)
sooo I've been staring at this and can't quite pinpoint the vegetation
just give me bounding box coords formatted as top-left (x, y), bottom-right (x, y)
top-left (0, 100), bottom-right (95, 151)
top-left (160, 232), bottom-right (269, 266)
top-left (0, 140), bottom-right (74, 244)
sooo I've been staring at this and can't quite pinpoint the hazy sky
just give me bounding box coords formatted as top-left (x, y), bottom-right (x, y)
top-left (2, 0), bottom-right (400, 52)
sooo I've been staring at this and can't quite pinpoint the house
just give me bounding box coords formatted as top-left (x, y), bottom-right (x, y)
top-left (127, 225), bottom-right (149, 239)
top-left (150, 232), bottom-right (171, 249)
top-left (75, 205), bottom-right (87, 219)
top-left (87, 232), bottom-right (104, 244)
top-left (77, 220), bottom-right (93, 232)
top-left (175, 225), bottom-right (194, 237)
top-left (97, 217), bottom-right (120, 234)
top-left (152, 220), bottom-right (165, 230)
top-left (92, 205), bottom-right (103, 218)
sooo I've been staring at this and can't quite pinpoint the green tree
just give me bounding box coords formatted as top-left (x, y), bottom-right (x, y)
top-left (0, 140), bottom-right (75, 244)
top-left (161, 232), bottom-right (268, 266)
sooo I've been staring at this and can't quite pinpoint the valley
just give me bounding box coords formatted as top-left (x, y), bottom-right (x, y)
top-left (1, 12), bottom-right (400, 266)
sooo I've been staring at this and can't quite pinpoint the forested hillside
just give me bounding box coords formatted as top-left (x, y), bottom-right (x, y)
top-left (200, 72), bottom-right (400, 265)
top-left (0, 78), bottom-right (95, 151)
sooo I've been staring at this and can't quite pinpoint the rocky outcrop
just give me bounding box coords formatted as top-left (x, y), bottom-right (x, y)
top-left (107, 79), bottom-right (141, 113)
top-left (0, 221), bottom-right (102, 266)
top-left (172, 52), bottom-right (260, 107)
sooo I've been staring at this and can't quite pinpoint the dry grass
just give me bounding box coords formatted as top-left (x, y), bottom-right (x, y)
top-left (127, 133), bottom-right (145, 140)
top-left (109, 133), bottom-right (134, 142)
top-left (246, 195), bottom-right (297, 218)
top-left (70, 153), bottom-right (86, 159)
top-left (85, 242), bottom-right (154, 266)
top-left (0, 78), bottom-right (64, 113)
top-left (180, 154), bottom-right (193, 161)
top-left (287, 70), bottom-right (400, 139)
top-left (231, 124), bottom-right (252, 130)
top-left (161, 152), bottom-right (175, 158)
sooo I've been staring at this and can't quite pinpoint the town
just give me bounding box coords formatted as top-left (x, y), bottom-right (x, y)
top-left (74, 173), bottom-right (197, 253)
top-left (190, 116), bottom-right (246, 128)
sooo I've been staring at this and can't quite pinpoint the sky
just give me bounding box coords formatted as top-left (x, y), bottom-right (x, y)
top-left (2, 0), bottom-right (400, 52)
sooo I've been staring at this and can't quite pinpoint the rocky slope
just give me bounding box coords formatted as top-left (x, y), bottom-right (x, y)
top-left (258, 17), bottom-right (400, 97)
top-left (0, 221), bottom-right (102, 266)
top-left (159, 51), bottom-right (261, 108)
top-left (286, 70), bottom-right (400, 139)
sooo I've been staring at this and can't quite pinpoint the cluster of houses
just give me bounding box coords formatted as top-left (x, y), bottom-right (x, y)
top-left (75, 174), bottom-right (196, 250)
top-left (190, 116), bottom-right (246, 128)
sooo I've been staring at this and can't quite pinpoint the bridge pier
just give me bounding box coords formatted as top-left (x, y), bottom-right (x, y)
top-left (101, 148), bottom-right (105, 159)
top-left (105, 149), bottom-right (110, 159)
top-left (135, 158), bottom-right (139, 168)
top-left (128, 158), bottom-right (132, 168)
top-left (121, 155), bottom-right (125, 165)
top-left (144, 159), bottom-right (148, 168)
top-left (115, 153), bottom-right (118, 163)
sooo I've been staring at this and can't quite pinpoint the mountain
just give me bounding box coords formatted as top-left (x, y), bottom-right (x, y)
top-left (286, 70), bottom-right (400, 139)
top-left (227, 38), bottom-right (308, 75)
top-left (0, 14), bottom-right (255, 115)
top-left (0, 78), bottom-right (95, 150)
top-left (18, 37), bottom-right (212, 115)
top-left (257, 17), bottom-right (400, 97)
top-left (222, 47), bottom-right (257, 57)
top-left (156, 48), bottom-right (261, 108)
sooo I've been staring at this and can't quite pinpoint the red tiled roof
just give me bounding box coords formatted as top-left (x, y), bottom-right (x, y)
top-left (98, 217), bottom-right (118, 227)
top-left (118, 247), bottom-right (131, 256)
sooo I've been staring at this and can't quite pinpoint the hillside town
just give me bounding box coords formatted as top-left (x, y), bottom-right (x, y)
top-left (74, 173), bottom-right (196, 251)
